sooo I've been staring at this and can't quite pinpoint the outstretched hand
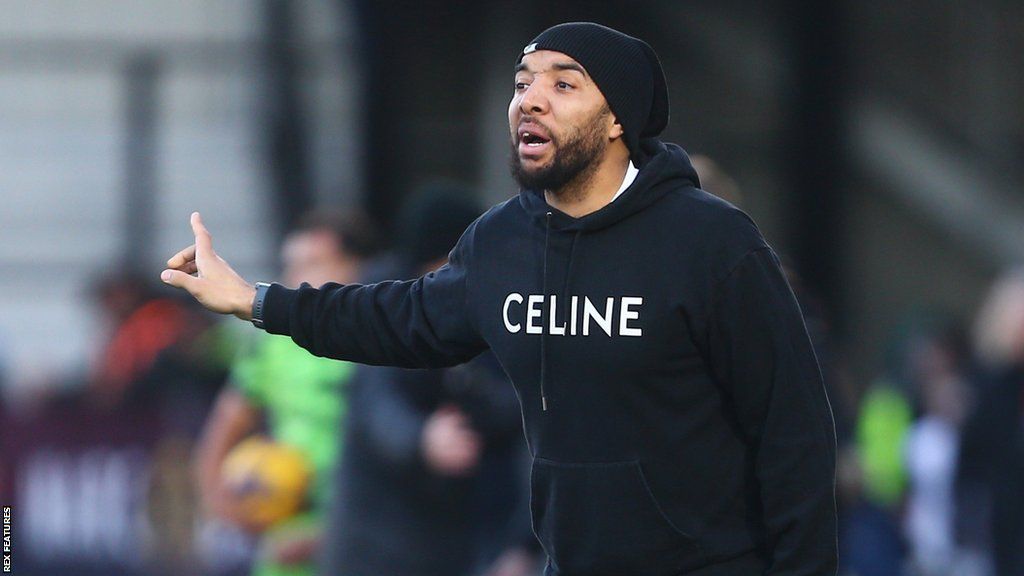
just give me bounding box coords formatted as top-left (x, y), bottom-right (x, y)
top-left (161, 212), bottom-right (256, 320)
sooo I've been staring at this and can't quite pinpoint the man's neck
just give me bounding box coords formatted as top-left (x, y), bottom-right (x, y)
top-left (544, 149), bottom-right (631, 218)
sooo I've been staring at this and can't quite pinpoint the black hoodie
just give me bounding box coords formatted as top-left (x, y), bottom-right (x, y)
top-left (262, 142), bottom-right (838, 575)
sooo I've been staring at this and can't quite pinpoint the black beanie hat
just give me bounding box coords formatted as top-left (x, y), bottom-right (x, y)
top-left (517, 22), bottom-right (669, 163)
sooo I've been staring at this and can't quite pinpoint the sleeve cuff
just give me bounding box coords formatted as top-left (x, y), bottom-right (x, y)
top-left (262, 282), bottom-right (297, 335)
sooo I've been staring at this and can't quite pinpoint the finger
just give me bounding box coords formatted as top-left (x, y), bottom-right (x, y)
top-left (173, 261), bottom-right (199, 275)
top-left (191, 212), bottom-right (213, 255)
top-left (161, 268), bottom-right (201, 293)
top-left (166, 244), bottom-right (196, 268)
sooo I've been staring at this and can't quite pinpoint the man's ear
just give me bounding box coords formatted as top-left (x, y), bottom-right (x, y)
top-left (609, 116), bottom-right (624, 140)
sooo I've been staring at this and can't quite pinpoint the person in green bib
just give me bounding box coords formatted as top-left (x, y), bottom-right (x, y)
top-left (194, 210), bottom-right (378, 576)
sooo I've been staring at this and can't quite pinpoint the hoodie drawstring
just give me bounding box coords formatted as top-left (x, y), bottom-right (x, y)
top-left (540, 216), bottom-right (582, 412)
top-left (540, 212), bottom-right (552, 411)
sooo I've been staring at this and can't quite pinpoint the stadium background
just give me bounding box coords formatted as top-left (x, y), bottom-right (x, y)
top-left (0, 1), bottom-right (1022, 575)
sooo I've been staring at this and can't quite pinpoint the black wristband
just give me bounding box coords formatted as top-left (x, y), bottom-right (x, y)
top-left (250, 282), bottom-right (272, 330)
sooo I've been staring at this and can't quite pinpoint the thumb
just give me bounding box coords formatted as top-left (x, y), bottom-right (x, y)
top-left (161, 268), bottom-right (200, 293)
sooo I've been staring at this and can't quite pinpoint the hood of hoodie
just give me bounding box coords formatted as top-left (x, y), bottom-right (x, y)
top-left (517, 140), bottom-right (700, 232)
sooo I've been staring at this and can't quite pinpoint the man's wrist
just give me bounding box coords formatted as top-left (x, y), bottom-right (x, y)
top-left (234, 284), bottom-right (257, 322)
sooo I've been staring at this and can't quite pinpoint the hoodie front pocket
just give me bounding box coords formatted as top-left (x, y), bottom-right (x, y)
top-left (531, 457), bottom-right (703, 576)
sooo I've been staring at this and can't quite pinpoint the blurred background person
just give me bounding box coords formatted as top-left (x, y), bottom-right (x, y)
top-left (843, 317), bottom-right (976, 576)
top-left (323, 184), bottom-right (536, 576)
top-left (194, 210), bottom-right (379, 576)
top-left (76, 271), bottom-right (234, 576)
top-left (87, 270), bottom-right (195, 408)
top-left (86, 271), bottom-right (233, 430)
top-left (957, 270), bottom-right (1024, 576)
top-left (2, 267), bottom-right (231, 576)
top-left (843, 330), bottom-right (915, 576)
top-left (901, 322), bottom-right (970, 576)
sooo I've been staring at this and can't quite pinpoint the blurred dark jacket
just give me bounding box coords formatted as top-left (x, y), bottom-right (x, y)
top-left (322, 261), bottom-right (526, 576)
top-left (957, 365), bottom-right (1024, 574)
top-left (324, 355), bottom-right (525, 576)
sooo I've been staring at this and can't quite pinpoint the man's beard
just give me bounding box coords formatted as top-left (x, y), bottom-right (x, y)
top-left (509, 107), bottom-right (610, 197)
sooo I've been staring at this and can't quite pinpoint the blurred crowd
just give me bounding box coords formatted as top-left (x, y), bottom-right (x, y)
top-left (3, 163), bottom-right (1024, 576)
top-left (696, 156), bottom-right (1024, 576)
top-left (835, 270), bottom-right (1024, 576)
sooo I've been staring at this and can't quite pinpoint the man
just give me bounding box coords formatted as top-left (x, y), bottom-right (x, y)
top-left (164, 22), bottom-right (837, 576)
top-left (193, 210), bottom-right (377, 576)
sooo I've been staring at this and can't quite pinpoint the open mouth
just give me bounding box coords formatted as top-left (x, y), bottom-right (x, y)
top-left (518, 125), bottom-right (553, 158)
top-left (520, 131), bottom-right (551, 147)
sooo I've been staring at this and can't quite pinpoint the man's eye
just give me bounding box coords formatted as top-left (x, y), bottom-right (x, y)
top-left (556, 81), bottom-right (573, 90)
top-left (514, 82), bottom-right (529, 91)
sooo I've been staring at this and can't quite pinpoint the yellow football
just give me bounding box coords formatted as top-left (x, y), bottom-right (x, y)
top-left (221, 436), bottom-right (312, 529)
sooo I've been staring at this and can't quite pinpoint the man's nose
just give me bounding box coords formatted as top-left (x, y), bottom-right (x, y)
top-left (519, 83), bottom-right (548, 115)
